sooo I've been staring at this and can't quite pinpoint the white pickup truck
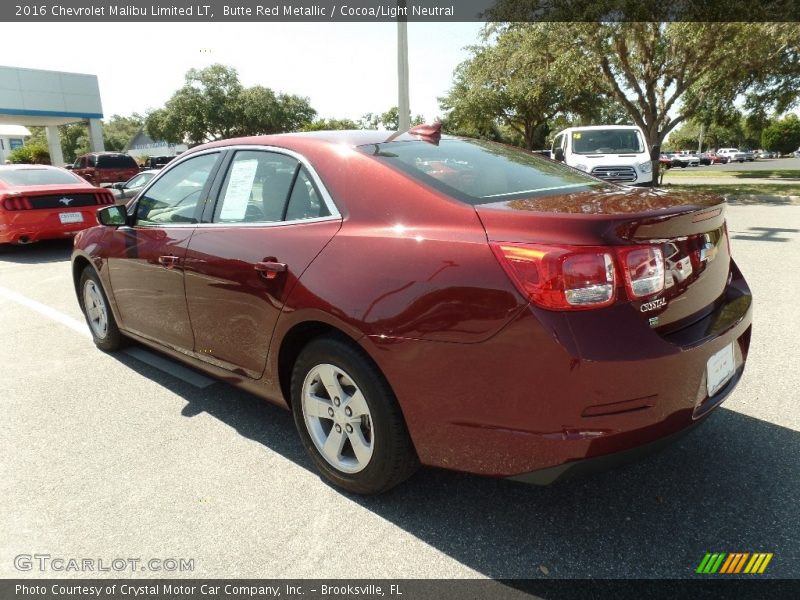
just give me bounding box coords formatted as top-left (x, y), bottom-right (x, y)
top-left (717, 148), bottom-right (747, 163)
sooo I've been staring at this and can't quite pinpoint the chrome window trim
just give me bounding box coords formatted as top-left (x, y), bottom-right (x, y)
top-left (131, 147), bottom-right (224, 228)
top-left (211, 144), bottom-right (341, 222)
top-left (131, 144), bottom-right (342, 229)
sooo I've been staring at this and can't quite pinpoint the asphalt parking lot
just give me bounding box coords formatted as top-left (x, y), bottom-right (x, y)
top-left (1, 198), bottom-right (798, 580)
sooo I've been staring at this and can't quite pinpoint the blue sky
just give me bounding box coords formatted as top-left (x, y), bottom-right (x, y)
top-left (5, 22), bottom-right (485, 123)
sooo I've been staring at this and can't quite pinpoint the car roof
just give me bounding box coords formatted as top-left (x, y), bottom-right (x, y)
top-left (190, 130), bottom-right (455, 154)
top-left (0, 164), bottom-right (63, 171)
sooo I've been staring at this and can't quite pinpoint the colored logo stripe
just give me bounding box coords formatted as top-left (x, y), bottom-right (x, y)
top-left (697, 553), bottom-right (773, 574)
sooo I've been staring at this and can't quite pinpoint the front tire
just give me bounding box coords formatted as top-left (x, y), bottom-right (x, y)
top-left (291, 336), bottom-right (418, 495)
top-left (79, 266), bottom-right (123, 351)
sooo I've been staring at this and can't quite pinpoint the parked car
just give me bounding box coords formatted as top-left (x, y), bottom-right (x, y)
top-left (740, 149), bottom-right (755, 161)
top-left (109, 170), bottom-right (158, 203)
top-left (72, 127), bottom-right (752, 494)
top-left (551, 125), bottom-right (653, 185)
top-left (72, 152), bottom-right (140, 186)
top-left (658, 154), bottom-right (673, 169)
top-left (717, 148), bottom-right (747, 163)
top-left (703, 151), bottom-right (729, 165)
top-left (677, 151), bottom-right (701, 167)
top-left (664, 153), bottom-right (688, 168)
top-left (0, 164), bottom-right (115, 245)
top-left (141, 156), bottom-right (175, 170)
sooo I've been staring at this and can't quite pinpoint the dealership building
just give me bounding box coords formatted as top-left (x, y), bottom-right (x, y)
top-left (0, 65), bottom-right (105, 166)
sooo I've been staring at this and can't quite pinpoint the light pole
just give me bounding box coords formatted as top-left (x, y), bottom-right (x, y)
top-left (397, 0), bottom-right (410, 131)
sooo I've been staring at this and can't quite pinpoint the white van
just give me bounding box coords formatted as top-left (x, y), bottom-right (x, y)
top-left (551, 125), bottom-right (653, 186)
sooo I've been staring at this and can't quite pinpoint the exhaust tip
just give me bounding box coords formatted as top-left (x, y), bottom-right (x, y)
top-left (17, 236), bottom-right (30, 244)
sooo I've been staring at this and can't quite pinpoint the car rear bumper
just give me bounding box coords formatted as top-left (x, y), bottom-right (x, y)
top-left (508, 366), bottom-right (742, 485)
top-left (367, 261), bottom-right (752, 479)
top-left (0, 209), bottom-right (99, 243)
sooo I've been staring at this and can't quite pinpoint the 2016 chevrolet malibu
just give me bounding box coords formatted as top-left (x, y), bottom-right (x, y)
top-left (71, 126), bottom-right (752, 494)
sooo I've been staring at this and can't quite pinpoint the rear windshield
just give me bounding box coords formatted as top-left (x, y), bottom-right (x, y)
top-left (0, 168), bottom-right (82, 186)
top-left (571, 129), bottom-right (644, 154)
top-left (96, 154), bottom-right (138, 168)
top-left (359, 139), bottom-right (608, 205)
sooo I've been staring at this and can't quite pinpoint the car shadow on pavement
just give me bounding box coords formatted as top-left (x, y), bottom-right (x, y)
top-left (0, 239), bottom-right (74, 263)
top-left (110, 347), bottom-right (800, 580)
top-left (730, 227), bottom-right (799, 243)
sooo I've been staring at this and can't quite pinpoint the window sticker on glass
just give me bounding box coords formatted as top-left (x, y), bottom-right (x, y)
top-left (220, 159), bottom-right (259, 221)
top-left (573, 133), bottom-right (582, 139)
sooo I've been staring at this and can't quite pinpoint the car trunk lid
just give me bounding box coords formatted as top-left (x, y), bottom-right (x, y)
top-left (475, 187), bottom-right (731, 330)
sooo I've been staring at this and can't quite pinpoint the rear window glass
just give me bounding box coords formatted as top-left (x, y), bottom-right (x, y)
top-left (96, 154), bottom-right (138, 168)
top-left (359, 139), bottom-right (607, 205)
top-left (0, 168), bottom-right (82, 186)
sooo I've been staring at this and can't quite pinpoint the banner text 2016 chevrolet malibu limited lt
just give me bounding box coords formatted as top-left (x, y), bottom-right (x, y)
top-left (71, 127), bottom-right (752, 494)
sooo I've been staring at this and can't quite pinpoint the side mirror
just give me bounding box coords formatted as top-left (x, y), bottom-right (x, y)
top-left (97, 204), bottom-right (127, 226)
top-left (64, 165), bottom-right (73, 170)
top-left (112, 182), bottom-right (125, 190)
top-left (554, 148), bottom-right (565, 162)
top-left (650, 144), bottom-right (660, 160)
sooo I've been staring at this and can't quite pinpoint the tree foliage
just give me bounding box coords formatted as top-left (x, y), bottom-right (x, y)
top-left (359, 107), bottom-right (425, 131)
top-left (145, 64), bottom-right (317, 145)
top-left (440, 26), bottom-right (618, 149)
top-left (486, 22), bottom-right (800, 153)
top-left (301, 118), bottom-right (360, 131)
top-left (761, 114), bottom-right (800, 154)
top-left (7, 143), bottom-right (50, 164)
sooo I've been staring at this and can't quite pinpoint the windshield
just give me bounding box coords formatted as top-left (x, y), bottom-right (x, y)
top-left (359, 139), bottom-right (609, 206)
top-left (571, 129), bottom-right (644, 155)
top-left (0, 168), bottom-right (82, 186)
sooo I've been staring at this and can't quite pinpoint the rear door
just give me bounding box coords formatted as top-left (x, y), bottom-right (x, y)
top-left (183, 148), bottom-right (341, 378)
top-left (107, 151), bottom-right (222, 351)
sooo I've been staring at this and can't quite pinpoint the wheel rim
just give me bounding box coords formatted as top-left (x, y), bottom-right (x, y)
top-left (302, 363), bottom-right (374, 474)
top-left (83, 280), bottom-right (109, 339)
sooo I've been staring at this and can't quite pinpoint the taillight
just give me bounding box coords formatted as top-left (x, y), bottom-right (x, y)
top-left (618, 246), bottom-right (665, 298)
top-left (490, 242), bottom-right (616, 310)
top-left (491, 241), bottom-right (670, 310)
top-left (2, 196), bottom-right (32, 211)
top-left (95, 193), bottom-right (114, 205)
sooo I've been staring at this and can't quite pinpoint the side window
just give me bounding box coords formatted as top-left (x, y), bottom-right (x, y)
top-left (552, 134), bottom-right (562, 152)
top-left (285, 167), bottom-right (330, 221)
top-left (215, 151), bottom-right (298, 224)
top-left (88, 155), bottom-right (96, 167)
top-left (136, 153), bottom-right (218, 226)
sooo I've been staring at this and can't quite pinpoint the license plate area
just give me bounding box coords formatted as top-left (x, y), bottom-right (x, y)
top-left (59, 212), bottom-right (84, 224)
top-left (706, 342), bottom-right (735, 397)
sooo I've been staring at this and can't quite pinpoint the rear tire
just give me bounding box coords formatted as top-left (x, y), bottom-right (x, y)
top-left (291, 335), bottom-right (418, 495)
top-left (79, 266), bottom-right (124, 351)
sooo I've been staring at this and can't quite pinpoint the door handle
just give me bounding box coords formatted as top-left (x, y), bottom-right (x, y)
top-left (158, 255), bottom-right (179, 269)
top-left (255, 260), bottom-right (287, 280)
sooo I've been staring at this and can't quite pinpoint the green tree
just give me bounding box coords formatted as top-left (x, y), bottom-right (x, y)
top-left (301, 118), bottom-right (360, 131)
top-left (103, 114), bottom-right (144, 151)
top-left (487, 22), bottom-right (800, 153)
top-left (145, 64), bottom-right (316, 145)
top-left (357, 108), bottom-right (424, 130)
top-left (762, 114), bottom-right (800, 154)
top-left (440, 26), bottom-right (619, 149)
top-left (8, 143), bottom-right (50, 164)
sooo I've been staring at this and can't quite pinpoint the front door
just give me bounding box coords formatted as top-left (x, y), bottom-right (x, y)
top-left (108, 151), bottom-right (222, 351)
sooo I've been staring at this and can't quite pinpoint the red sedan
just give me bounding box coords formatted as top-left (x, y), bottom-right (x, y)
top-left (71, 127), bottom-right (752, 494)
top-left (0, 165), bottom-right (115, 245)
